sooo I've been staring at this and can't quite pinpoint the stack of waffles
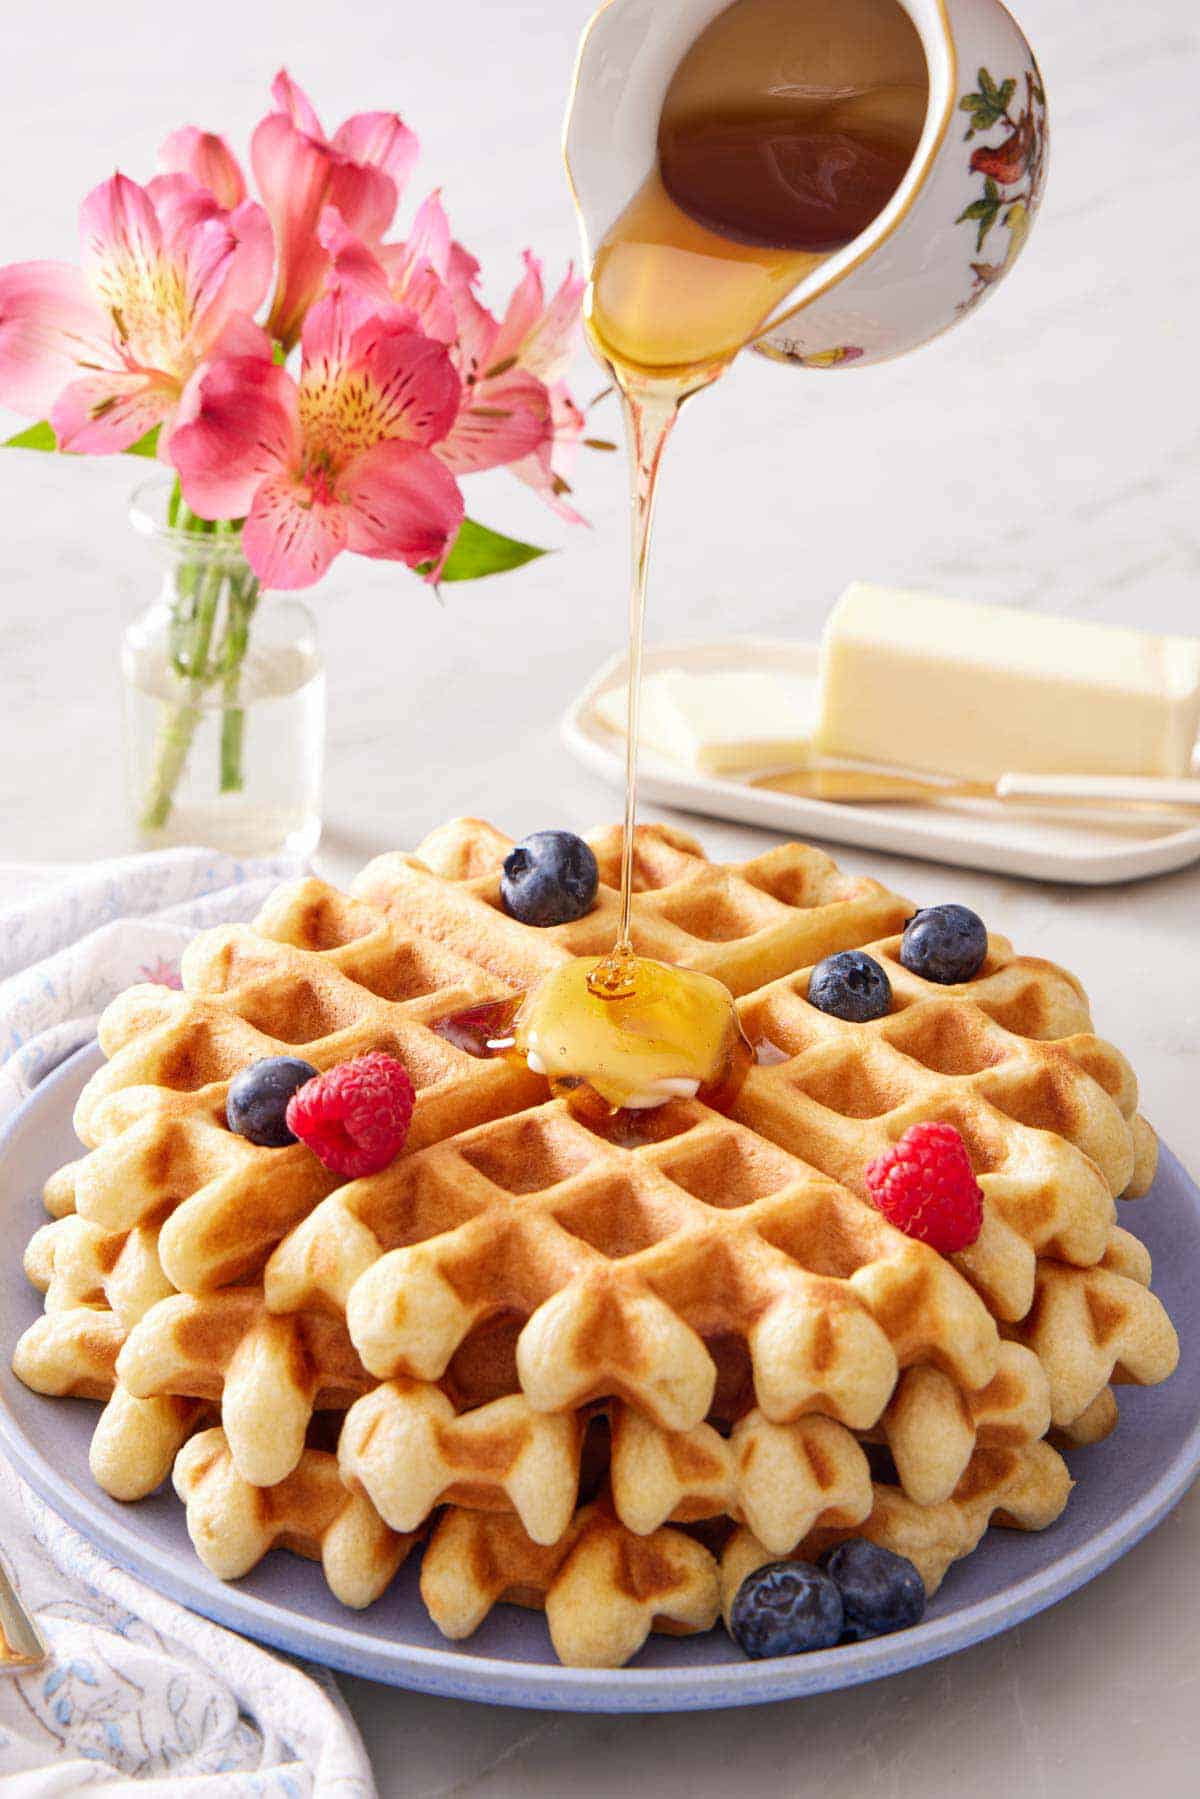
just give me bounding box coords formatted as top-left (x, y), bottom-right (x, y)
top-left (12, 820), bottom-right (1179, 1668)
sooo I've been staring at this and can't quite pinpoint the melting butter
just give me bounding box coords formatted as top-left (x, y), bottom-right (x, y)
top-left (512, 956), bottom-right (745, 1111)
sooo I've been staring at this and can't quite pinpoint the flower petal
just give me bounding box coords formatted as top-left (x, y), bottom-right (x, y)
top-left (450, 286), bottom-right (500, 384)
top-left (299, 278), bottom-right (412, 387)
top-left (354, 321), bottom-right (462, 447)
top-left (510, 379), bottom-right (588, 524)
top-left (144, 173), bottom-right (220, 248)
top-left (184, 199), bottom-right (275, 352)
top-left (78, 174), bottom-right (206, 385)
top-left (487, 251), bottom-right (545, 371)
top-left (323, 155), bottom-right (398, 248)
top-left (253, 113), bottom-right (398, 348)
top-left (270, 69), bottom-right (326, 141)
top-left (341, 438), bottom-right (464, 572)
top-left (511, 447), bottom-right (588, 526)
top-left (78, 174), bottom-right (164, 318)
top-left (251, 114), bottom-right (334, 348)
top-left (158, 127), bottom-right (247, 209)
top-left (170, 350), bottom-right (300, 519)
top-left (438, 367), bottom-right (551, 474)
top-left (0, 260), bottom-right (107, 416)
top-left (447, 241), bottom-right (481, 294)
top-left (51, 369), bottom-right (175, 454)
top-left (243, 468), bottom-right (349, 588)
top-left (331, 111), bottom-right (420, 192)
top-left (518, 265), bottom-right (585, 383)
top-left (376, 248), bottom-right (456, 346)
top-left (398, 262), bottom-right (458, 346)
top-left (300, 313), bottom-right (461, 458)
top-left (318, 208), bottom-right (395, 310)
top-left (376, 192), bottom-right (458, 343)
top-left (404, 190), bottom-right (451, 280)
top-left (202, 313), bottom-right (276, 365)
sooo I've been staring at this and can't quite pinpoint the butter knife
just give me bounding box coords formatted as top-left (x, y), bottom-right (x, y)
top-left (0, 1563), bottom-right (46, 1673)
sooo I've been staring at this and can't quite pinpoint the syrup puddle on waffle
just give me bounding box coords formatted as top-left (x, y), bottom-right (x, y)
top-left (434, 964), bottom-right (753, 1117)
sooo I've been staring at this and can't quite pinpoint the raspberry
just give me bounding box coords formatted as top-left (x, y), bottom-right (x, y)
top-left (866, 1121), bottom-right (983, 1254)
top-left (286, 1051), bottom-right (415, 1178)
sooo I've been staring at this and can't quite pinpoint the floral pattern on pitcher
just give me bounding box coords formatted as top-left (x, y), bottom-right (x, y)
top-left (955, 66), bottom-right (1048, 315)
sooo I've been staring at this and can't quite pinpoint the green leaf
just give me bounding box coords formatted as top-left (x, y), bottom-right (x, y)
top-left (998, 77), bottom-right (1017, 111)
top-left (3, 420), bottom-right (57, 451)
top-left (126, 424), bottom-right (161, 458)
top-left (979, 67), bottom-right (1001, 104)
top-left (436, 517), bottom-right (550, 583)
top-left (956, 184), bottom-right (1002, 252)
top-left (960, 92), bottom-right (1003, 139)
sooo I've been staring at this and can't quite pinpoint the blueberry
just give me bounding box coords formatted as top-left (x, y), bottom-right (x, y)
top-left (808, 950), bottom-right (892, 1023)
top-left (818, 1538), bottom-right (926, 1641)
top-left (500, 831), bottom-right (599, 927)
top-left (226, 1056), bottom-right (319, 1147)
top-left (729, 1560), bottom-right (844, 1659)
top-left (900, 904), bottom-right (988, 984)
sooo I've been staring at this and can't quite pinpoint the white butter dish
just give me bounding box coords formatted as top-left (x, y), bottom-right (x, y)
top-left (562, 637), bottom-right (1200, 886)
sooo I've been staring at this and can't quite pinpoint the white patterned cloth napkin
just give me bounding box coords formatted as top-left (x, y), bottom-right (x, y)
top-left (0, 848), bottom-right (378, 1796)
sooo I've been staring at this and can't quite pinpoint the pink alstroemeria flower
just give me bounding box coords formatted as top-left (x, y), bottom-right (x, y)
top-left (451, 250), bottom-right (587, 521)
top-left (320, 205), bottom-right (550, 477)
top-left (159, 126), bottom-right (247, 210)
top-left (252, 69), bottom-right (419, 351)
top-left (170, 284), bottom-right (464, 590)
top-left (0, 171), bottom-right (272, 453)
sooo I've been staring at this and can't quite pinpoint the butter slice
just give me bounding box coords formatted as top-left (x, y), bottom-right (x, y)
top-left (595, 669), bottom-right (817, 775)
top-left (817, 583), bottom-right (1200, 780)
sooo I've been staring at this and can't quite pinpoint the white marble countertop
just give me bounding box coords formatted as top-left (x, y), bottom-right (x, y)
top-left (2, 0), bottom-right (1198, 1791)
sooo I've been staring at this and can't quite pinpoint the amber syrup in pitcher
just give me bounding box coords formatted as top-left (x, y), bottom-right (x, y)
top-left (454, 0), bottom-right (928, 1118)
top-left (588, 0), bottom-right (929, 375)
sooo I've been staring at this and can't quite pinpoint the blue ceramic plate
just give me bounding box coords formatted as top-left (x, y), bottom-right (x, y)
top-left (2, 1042), bottom-right (1198, 1713)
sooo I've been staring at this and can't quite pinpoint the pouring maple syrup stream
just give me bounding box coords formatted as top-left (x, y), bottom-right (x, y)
top-left (503, 0), bottom-right (927, 1114)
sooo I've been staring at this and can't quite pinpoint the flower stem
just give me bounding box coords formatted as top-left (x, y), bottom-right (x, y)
top-left (217, 571), bottom-right (260, 794)
top-left (139, 695), bottom-right (203, 832)
top-left (138, 554), bottom-right (224, 832)
top-left (135, 497), bottom-right (263, 832)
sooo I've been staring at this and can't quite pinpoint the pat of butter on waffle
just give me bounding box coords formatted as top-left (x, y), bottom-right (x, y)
top-left (595, 669), bottom-right (818, 775)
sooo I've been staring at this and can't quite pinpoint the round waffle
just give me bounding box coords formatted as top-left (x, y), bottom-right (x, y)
top-left (9, 821), bottom-right (1179, 1668)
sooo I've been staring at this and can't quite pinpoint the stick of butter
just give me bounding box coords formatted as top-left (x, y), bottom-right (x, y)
top-left (595, 669), bottom-right (818, 775)
top-left (816, 583), bottom-right (1200, 781)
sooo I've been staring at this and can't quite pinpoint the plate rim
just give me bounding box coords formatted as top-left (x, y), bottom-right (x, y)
top-left (561, 637), bottom-right (1200, 889)
top-left (2, 1041), bottom-right (1198, 1712)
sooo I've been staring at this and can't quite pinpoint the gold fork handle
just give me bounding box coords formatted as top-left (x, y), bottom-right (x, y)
top-left (752, 767), bottom-right (994, 804)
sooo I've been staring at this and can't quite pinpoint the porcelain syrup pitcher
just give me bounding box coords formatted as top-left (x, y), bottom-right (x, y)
top-left (564, 0), bottom-right (1047, 372)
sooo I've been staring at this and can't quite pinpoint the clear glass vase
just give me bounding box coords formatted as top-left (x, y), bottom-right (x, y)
top-left (123, 481), bottom-right (325, 858)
